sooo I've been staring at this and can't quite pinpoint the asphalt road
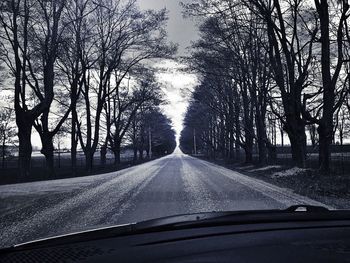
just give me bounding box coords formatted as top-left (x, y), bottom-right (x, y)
top-left (0, 149), bottom-right (328, 248)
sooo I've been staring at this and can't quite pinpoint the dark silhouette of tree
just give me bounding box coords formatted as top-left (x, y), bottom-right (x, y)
top-left (0, 0), bottom-right (68, 176)
top-left (0, 0), bottom-right (176, 177)
top-left (136, 106), bottom-right (176, 158)
top-left (75, 0), bottom-right (175, 172)
top-left (57, 0), bottom-right (92, 174)
top-left (105, 74), bottom-right (162, 165)
top-left (312, 0), bottom-right (349, 173)
top-left (182, 0), bottom-right (350, 172)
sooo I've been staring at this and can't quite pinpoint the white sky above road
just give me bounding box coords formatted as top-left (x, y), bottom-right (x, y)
top-left (154, 60), bottom-right (198, 144)
top-left (138, 0), bottom-right (199, 144)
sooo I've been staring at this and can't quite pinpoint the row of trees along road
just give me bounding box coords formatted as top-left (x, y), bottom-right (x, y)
top-left (180, 0), bottom-right (350, 174)
top-left (0, 0), bottom-right (177, 177)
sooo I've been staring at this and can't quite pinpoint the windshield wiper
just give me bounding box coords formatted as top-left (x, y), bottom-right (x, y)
top-left (285, 205), bottom-right (329, 212)
top-left (132, 205), bottom-right (330, 231)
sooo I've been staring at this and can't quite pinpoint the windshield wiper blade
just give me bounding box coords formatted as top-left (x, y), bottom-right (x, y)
top-left (285, 205), bottom-right (329, 212)
top-left (135, 205), bottom-right (330, 230)
top-left (132, 205), bottom-right (333, 233)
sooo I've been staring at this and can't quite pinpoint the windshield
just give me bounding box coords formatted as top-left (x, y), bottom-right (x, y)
top-left (0, 0), bottom-right (350, 249)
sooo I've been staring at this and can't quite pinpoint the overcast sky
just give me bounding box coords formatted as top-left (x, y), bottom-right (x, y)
top-left (138, 0), bottom-right (198, 56)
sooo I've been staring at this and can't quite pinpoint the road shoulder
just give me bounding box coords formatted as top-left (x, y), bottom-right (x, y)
top-left (193, 156), bottom-right (349, 209)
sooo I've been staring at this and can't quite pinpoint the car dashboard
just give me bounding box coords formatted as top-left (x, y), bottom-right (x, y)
top-left (1, 217), bottom-right (350, 263)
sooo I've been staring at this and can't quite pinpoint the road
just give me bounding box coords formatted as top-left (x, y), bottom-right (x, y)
top-left (0, 149), bottom-right (328, 248)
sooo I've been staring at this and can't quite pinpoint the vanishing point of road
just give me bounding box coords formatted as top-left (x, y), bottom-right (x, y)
top-left (0, 149), bottom-right (328, 247)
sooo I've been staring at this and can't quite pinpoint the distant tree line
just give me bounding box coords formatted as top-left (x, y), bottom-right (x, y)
top-left (180, 0), bottom-right (350, 174)
top-left (0, 0), bottom-right (176, 177)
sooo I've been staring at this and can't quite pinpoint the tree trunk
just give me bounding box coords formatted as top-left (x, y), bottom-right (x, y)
top-left (318, 122), bottom-right (332, 174)
top-left (100, 143), bottom-right (107, 166)
top-left (288, 128), bottom-right (307, 168)
top-left (234, 110), bottom-right (241, 160)
top-left (267, 142), bottom-right (277, 163)
top-left (256, 113), bottom-right (268, 165)
top-left (114, 141), bottom-right (121, 165)
top-left (133, 147), bottom-right (138, 162)
top-left (309, 125), bottom-right (317, 147)
top-left (241, 81), bottom-right (254, 164)
top-left (36, 109), bottom-right (55, 177)
top-left (139, 148), bottom-right (144, 160)
top-left (228, 129), bottom-right (235, 162)
top-left (220, 117), bottom-right (226, 159)
top-left (235, 141), bottom-right (240, 161)
top-left (314, 0), bottom-right (345, 174)
top-left (283, 106), bottom-right (307, 167)
top-left (85, 151), bottom-right (93, 174)
top-left (257, 137), bottom-right (267, 165)
top-left (244, 129), bottom-right (254, 164)
top-left (40, 134), bottom-right (55, 176)
top-left (71, 109), bottom-right (78, 174)
top-left (280, 129), bottom-right (284, 147)
top-left (17, 118), bottom-right (32, 177)
top-left (244, 122), bottom-right (254, 164)
top-left (131, 118), bottom-right (138, 162)
top-left (340, 129), bottom-right (343, 146)
top-left (2, 137), bottom-right (6, 169)
top-left (244, 146), bottom-right (253, 164)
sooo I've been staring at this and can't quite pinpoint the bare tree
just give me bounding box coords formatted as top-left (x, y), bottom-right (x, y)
top-left (106, 74), bottom-right (162, 164)
top-left (0, 0), bottom-right (67, 176)
top-left (76, 0), bottom-right (174, 172)
top-left (248, 0), bottom-right (318, 168)
top-left (313, 0), bottom-right (349, 173)
top-left (57, 0), bottom-right (93, 173)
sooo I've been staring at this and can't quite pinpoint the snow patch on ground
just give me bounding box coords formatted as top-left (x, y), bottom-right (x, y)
top-left (271, 167), bottom-right (307, 178)
top-left (249, 165), bottom-right (283, 172)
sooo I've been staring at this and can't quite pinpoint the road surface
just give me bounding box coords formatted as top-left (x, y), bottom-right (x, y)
top-left (0, 149), bottom-right (328, 248)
